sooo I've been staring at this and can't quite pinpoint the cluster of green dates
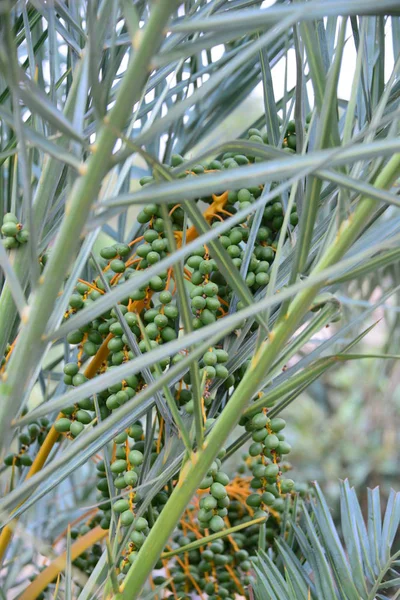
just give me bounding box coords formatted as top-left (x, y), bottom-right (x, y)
top-left (197, 446), bottom-right (230, 532)
top-left (244, 112), bottom-right (311, 154)
top-left (176, 161), bottom-right (298, 304)
top-left (71, 518), bottom-right (104, 574)
top-left (4, 418), bottom-right (50, 468)
top-left (95, 422), bottom-right (174, 574)
top-left (158, 431), bottom-right (306, 600)
top-left (11, 125), bottom-right (307, 597)
top-left (174, 347), bottom-right (230, 414)
top-left (240, 414), bottom-right (294, 514)
top-left (97, 425), bottom-right (145, 529)
top-left (158, 529), bottom-right (254, 600)
top-left (200, 347), bottom-right (229, 383)
top-left (1, 212), bottom-right (29, 249)
top-left (55, 362), bottom-right (93, 437)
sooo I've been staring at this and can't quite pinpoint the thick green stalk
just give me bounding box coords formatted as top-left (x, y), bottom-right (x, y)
top-left (0, 0), bottom-right (179, 448)
top-left (119, 153), bottom-right (400, 599)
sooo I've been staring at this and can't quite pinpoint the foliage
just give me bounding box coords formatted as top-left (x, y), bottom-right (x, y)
top-left (253, 481), bottom-right (400, 600)
top-left (0, 1), bottom-right (400, 599)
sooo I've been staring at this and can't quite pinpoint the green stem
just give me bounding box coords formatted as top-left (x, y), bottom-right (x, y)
top-left (161, 516), bottom-right (266, 559)
top-left (258, 522), bottom-right (266, 552)
top-left (243, 357), bottom-right (333, 418)
top-left (119, 152), bottom-right (400, 599)
top-left (0, 1), bottom-right (179, 448)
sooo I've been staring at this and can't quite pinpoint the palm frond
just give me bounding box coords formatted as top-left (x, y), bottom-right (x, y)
top-left (253, 481), bottom-right (400, 600)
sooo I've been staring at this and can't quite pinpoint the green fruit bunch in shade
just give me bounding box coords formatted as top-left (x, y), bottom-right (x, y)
top-left (70, 517), bottom-right (104, 574)
top-left (160, 530), bottom-right (249, 600)
top-left (1, 212), bottom-right (29, 249)
top-left (54, 363), bottom-right (94, 438)
top-left (254, 113), bottom-right (312, 156)
top-left (157, 415), bottom-right (306, 600)
top-left (119, 514), bottom-right (151, 574)
top-left (3, 418), bottom-right (51, 469)
top-left (159, 496), bottom-right (254, 599)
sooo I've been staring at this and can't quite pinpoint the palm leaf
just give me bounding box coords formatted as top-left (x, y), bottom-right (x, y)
top-left (253, 482), bottom-right (400, 600)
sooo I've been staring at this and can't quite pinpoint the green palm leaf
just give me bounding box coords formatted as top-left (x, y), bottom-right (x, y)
top-left (253, 482), bottom-right (400, 600)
